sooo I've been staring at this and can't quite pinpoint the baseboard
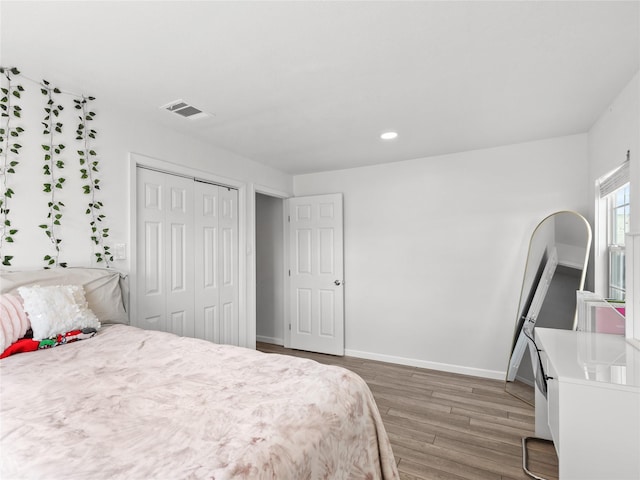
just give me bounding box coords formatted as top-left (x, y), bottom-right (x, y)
top-left (344, 348), bottom-right (505, 380)
top-left (255, 340), bottom-right (505, 380)
top-left (256, 335), bottom-right (283, 346)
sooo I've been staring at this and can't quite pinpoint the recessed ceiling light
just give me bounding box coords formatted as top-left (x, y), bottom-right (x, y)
top-left (380, 131), bottom-right (398, 140)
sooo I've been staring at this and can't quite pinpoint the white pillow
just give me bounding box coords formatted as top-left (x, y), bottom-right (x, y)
top-left (18, 285), bottom-right (101, 340)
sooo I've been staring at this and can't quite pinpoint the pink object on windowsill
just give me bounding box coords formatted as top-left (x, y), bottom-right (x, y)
top-left (595, 306), bottom-right (625, 335)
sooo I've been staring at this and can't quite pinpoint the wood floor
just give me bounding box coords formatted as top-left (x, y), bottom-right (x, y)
top-left (256, 342), bottom-right (558, 480)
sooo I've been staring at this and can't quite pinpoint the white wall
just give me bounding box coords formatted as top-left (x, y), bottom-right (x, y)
top-left (294, 134), bottom-right (589, 377)
top-left (256, 193), bottom-right (285, 344)
top-left (0, 73), bottom-right (293, 272)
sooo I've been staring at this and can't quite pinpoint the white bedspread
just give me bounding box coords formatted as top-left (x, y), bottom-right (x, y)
top-left (0, 325), bottom-right (398, 480)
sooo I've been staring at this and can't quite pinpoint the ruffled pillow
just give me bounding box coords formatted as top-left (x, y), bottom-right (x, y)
top-left (18, 285), bottom-right (100, 340)
top-left (0, 293), bottom-right (31, 353)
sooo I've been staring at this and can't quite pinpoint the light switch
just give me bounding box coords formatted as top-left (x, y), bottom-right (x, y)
top-left (114, 243), bottom-right (127, 260)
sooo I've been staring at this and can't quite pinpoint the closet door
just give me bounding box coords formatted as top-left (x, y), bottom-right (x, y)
top-left (136, 168), bottom-right (195, 335)
top-left (194, 181), bottom-right (220, 342)
top-left (194, 182), bottom-right (239, 344)
top-left (137, 168), bottom-right (238, 345)
top-left (165, 176), bottom-right (195, 337)
top-left (218, 186), bottom-right (239, 345)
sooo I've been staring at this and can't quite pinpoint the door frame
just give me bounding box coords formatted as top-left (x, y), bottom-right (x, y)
top-left (129, 152), bottom-right (250, 346)
top-left (252, 185), bottom-right (291, 348)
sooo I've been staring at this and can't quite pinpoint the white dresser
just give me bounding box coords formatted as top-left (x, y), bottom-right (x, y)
top-left (534, 328), bottom-right (640, 480)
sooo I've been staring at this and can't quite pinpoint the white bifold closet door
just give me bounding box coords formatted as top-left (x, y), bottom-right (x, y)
top-left (193, 180), bottom-right (239, 345)
top-left (136, 167), bottom-right (239, 345)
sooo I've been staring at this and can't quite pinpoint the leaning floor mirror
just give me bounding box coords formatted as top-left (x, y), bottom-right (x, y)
top-left (505, 211), bottom-right (592, 405)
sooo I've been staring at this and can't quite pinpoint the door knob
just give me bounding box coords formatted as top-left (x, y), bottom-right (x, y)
top-left (334, 280), bottom-right (342, 286)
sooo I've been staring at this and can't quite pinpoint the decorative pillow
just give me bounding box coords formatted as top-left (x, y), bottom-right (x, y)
top-left (0, 293), bottom-right (31, 353)
top-left (17, 285), bottom-right (100, 340)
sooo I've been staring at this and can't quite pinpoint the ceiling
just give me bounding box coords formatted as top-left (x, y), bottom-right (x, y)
top-left (1, 1), bottom-right (639, 175)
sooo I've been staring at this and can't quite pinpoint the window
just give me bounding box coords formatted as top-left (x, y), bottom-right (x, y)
top-left (606, 182), bottom-right (630, 300)
top-left (595, 152), bottom-right (630, 301)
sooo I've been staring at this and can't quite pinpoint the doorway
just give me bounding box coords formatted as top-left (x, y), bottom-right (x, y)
top-left (255, 193), bottom-right (286, 345)
top-left (255, 192), bottom-right (345, 355)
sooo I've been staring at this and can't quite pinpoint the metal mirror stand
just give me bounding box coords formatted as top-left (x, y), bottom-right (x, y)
top-left (504, 211), bottom-right (592, 480)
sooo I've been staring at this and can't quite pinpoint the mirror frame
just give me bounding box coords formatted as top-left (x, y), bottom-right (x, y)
top-left (505, 210), bottom-right (592, 405)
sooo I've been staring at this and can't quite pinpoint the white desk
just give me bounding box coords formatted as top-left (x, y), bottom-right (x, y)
top-left (534, 328), bottom-right (640, 480)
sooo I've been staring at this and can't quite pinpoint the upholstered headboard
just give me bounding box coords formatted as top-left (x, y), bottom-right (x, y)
top-left (0, 267), bottom-right (129, 324)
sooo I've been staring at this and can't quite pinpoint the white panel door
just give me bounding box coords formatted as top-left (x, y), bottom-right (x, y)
top-left (137, 168), bottom-right (195, 335)
top-left (289, 194), bottom-right (344, 355)
top-left (194, 181), bottom-right (220, 342)
top-left (165, 177), bottom-right (195, 337)
top-left (194, 182), bottom-right (239, 345)
top-left (137, 168), bottom-right (242, 345)
top-left (136, 169), bottom-right (166, 331)
top-left (218, 186), bottom-right (239, 345)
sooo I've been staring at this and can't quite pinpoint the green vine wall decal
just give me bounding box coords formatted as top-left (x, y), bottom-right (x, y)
top-left (39, 79), bottom-right (68, 268)
top-left (0, 66), bottom-right (113, 269)
top-left (75, 96), bottom-right (112, 266)
top-left (0, 67), bottom-right (24, 266)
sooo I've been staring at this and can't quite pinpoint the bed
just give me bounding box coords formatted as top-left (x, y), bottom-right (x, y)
top-left (0, 268), bottom-right (399, 480)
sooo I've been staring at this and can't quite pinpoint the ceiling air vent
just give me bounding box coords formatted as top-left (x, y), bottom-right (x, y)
top-left (161, 99), bottom-right (210, 120)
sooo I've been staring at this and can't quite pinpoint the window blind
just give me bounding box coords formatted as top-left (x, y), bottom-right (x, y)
top-left (599, 151), bottom-right (630, 197)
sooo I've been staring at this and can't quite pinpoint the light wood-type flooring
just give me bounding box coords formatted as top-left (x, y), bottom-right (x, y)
top-left (257, 342), bottom-right (558, 480)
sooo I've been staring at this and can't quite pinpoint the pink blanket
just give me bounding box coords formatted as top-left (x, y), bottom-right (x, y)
top-left (1, 324), bottom-right (399, 479)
